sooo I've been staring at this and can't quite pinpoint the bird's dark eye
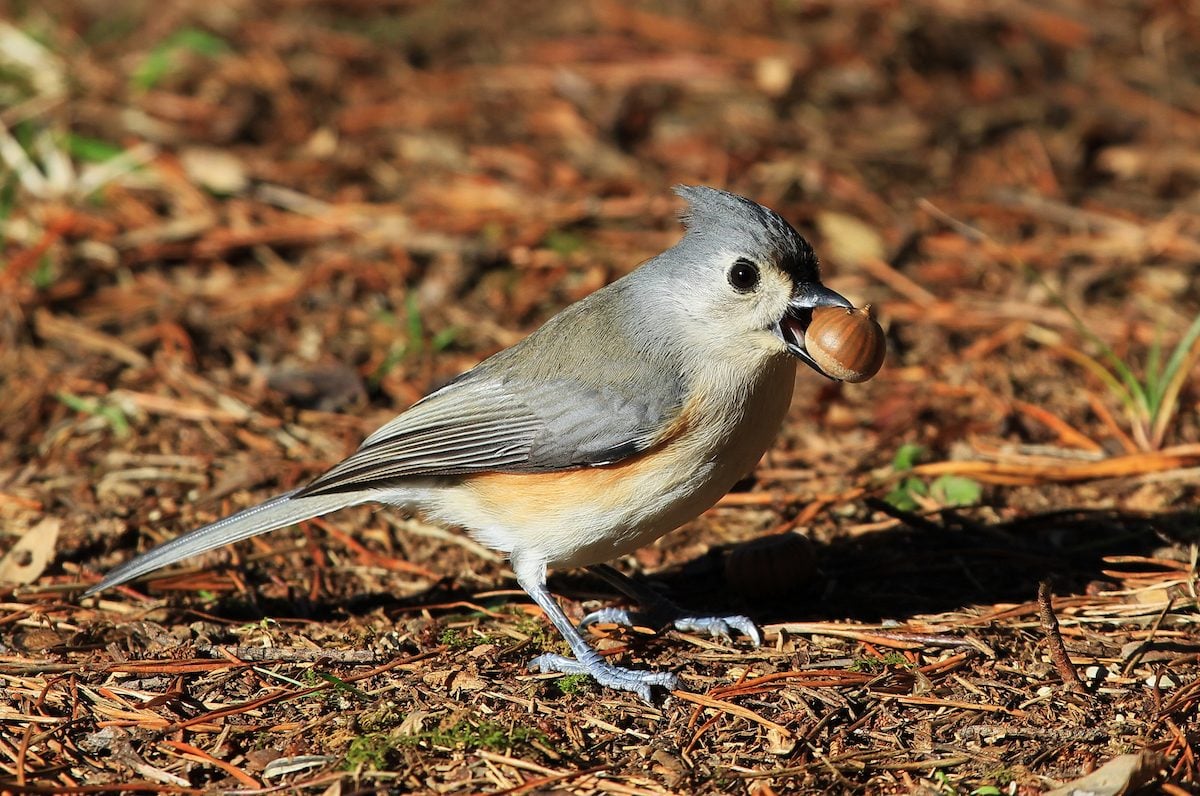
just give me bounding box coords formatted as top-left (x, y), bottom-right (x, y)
top-left (728, 258), bottom-right (760, 292)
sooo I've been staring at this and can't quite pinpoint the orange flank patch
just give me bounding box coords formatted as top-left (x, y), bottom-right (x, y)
top-left (462, 396), bottom-right (702, 528)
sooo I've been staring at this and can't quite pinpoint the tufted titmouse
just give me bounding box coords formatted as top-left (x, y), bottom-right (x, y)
top-left (86, 186), bottom-right (856, 700)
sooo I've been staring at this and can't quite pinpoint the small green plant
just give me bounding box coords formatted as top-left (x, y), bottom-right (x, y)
top-left (999, 249), bottom-right (1200, 451)
top-left (848, 651), bottom-right (912, 672)
top-left (369, 296), bottom-right (459, 384)
top-left (0, 116), bottom-right (153, 203)
top-left (555, 673), bottom-right (591, 695)
top-left (507, 607), bottom-right (564, 652)
top-left (31, 253), bottom-right (55, 288)
top-left (132, 28), bottom-right (230, 91)
top-left (236, 617), bottom-right (278, 634)
top-left (439, 627), bottom-right (465, 649)
top-left (430, 326), bottom-right (458, 351)
top-left (55, 392), bottom-right (132, 438)
top-left (993, 766), bottom-right (1015, 786)
top-left (438, 626), bottom-right (492, 651)
top-left (931, 770), bottom-right (956, 794)
top-left (64, 133), bottom-right (125, 164)
top-left (343, 732), bottom-right (394, 770)
top-left (929, 210), bottom-right (1198, 453)
top-left (1027, 295), bottom-right (1200, 451)
top-left (400, 719), bottom-right (546, 753)
top-left (885, 443), bottom-right (981, 511)
top-left (311, 670), bottom-right (370, 701)
top-left (543, 229), bottom-right (586, 256)
top-left (356, 702), bottom-right (408, 734)
top-left (303, 669), bottom-right (369, 713)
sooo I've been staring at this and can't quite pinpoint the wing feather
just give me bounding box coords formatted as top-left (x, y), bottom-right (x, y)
top-left (295, 368), bottom-right (684, 498)
top-left (297, 381), bottom-right (540, 496)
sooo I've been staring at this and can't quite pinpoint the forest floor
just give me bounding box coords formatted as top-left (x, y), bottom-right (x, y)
top-left (1, 1), bottom-right (1198, 793)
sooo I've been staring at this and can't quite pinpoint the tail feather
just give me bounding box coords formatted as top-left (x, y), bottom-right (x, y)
top-left (84, 490), bottom-right (357, 595)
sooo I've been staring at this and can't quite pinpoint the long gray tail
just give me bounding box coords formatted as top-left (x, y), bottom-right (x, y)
top-left (84, 490), bottom-right (357, 595)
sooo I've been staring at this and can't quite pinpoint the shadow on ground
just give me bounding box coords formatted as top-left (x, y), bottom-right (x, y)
top-left (645, 507), bottom-right (1198, 624)
top-left (119, 507), bottom-right (1197, 631)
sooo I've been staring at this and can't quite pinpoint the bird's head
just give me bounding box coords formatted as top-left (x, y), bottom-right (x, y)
top-left (663, 185), bottom-right (853, 379)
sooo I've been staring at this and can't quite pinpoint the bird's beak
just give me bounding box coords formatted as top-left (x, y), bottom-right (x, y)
top-left (773, 283), bottom-right (853, 379)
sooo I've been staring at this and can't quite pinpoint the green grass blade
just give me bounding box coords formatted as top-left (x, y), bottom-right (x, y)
top-left (1024, 266), bottom-right (1150, 416)
top-left (1149, 313), bottom-right (1200, 447)
top-left (1157, 312), bottom-right (1200, 400)
top-left (1144, 327), bottom-right (1164, 412)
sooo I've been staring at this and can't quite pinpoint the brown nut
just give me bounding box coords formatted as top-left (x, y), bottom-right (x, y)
top-left (804, 305), bottom-right (886, 383)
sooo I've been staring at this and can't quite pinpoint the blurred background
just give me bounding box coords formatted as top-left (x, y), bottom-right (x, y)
top-left (1, 1), bottom-right (1198, 792)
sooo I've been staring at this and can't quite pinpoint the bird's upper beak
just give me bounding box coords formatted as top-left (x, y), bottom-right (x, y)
top-left (773, 283), bottom-right (853, 379)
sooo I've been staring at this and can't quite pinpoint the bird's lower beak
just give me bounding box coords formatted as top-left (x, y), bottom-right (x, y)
top-left (774, 284), bottom-right (853, 379)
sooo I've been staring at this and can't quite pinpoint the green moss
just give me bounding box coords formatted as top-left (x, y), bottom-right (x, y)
top-left (554, 673), bottom-right (591, 695)
top-left (848, 652), bottom-right (911, 672)
top-left (343, 733), bottom-right (394, 770)
top-left (401, 719), bottom-right (547, 753)
top-left (438, 626), bottom-right (495, 650)
top-left (507, 608), bottom-right (565, 653)
top-left (356, 702), bottom-right (409, 734)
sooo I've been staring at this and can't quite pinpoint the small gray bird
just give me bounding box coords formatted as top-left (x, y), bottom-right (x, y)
top-left (86, 186), bottom-right (854, 700)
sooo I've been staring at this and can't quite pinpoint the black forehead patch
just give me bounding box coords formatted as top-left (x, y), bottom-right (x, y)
top-left (675, 185), bottom-right (821, 283)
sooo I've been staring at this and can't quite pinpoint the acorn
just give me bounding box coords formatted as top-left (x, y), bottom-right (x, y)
top-left (804, 305), bottom-right (886, 383)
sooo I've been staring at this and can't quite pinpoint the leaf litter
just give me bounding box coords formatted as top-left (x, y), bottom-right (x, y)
top-left (1, 1), bottom-right (1198, 793)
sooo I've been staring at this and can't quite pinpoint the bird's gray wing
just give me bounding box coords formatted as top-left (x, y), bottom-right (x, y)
top-left (294, 370), bottom-right (683, 498)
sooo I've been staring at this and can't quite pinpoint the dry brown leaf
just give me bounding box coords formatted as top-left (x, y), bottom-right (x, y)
top-left (0, 517), bottom-right (61, 584)
top-left (765, 726), bottom-right (796, 756)
top-left (1045, 752), bottom-right (1163, 796)
top-left (816, 211), bottom-right (886, 267)
top-left (180, 147), bottom-right (248, 195)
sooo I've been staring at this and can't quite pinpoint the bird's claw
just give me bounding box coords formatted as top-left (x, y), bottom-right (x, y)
top-left (529, 653), bottom-right (679, 702)
top-left (579, 606), bottom-right (635, 630)
top-left (581, 606), bottom-right (761, 647)
top-left (673, 614), bottom-right (762, 646)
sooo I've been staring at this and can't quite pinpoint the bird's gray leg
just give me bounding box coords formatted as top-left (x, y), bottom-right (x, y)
top-left (513, 555), bottom-right (678, 701)
top-left (581, 563), bottom-right (761, 646)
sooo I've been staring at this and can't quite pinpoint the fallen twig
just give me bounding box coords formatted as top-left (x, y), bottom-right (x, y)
top-left (1038, 581), bottom-right (1087, 694)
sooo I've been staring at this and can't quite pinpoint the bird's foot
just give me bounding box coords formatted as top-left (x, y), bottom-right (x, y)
top-left (529, 653), bottom-right (678, 702)
top-left (673, 615), bottom-right (762, 646)
top-left (580, 607), bottom-right (761, 646)
top-left (579, 606), bottom-right (638, 630)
